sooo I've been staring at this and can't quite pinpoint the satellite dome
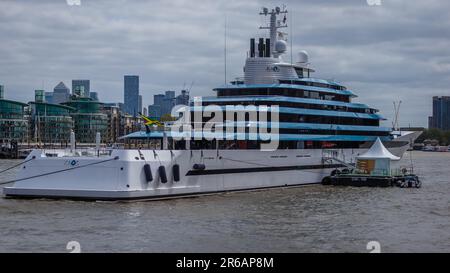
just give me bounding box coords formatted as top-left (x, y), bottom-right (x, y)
top-left (275, 40), bottom-right (287, 53)
top-left (298, 50), bottom-right (309, 63)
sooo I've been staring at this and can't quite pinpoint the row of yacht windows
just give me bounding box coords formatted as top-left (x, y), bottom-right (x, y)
top-left (190, 127), bottom-right (389, 137)
top-left (280, 113), bottom-right (380, 126)
top-left (173, 140), bottom-right (366, 150)
top-left (203, 101), bottom-right (376, 114)
top-left (193, 112), bottom-right (380, 127)
top-left (216, 88), bottom-right (350, 103)
top-left (278, 80), bottom-right (346, 91)
top-left (277, 129), bottom-right (389, 136)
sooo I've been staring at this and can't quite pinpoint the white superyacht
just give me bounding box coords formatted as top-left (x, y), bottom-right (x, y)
top-left (3, 7), bottom-right (420, 200)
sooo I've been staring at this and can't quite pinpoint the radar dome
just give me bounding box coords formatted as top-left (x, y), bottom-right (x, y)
top-left (297, 50), bottom-right (309, 63)
top-left (275, 40), bottom-right (287, 53)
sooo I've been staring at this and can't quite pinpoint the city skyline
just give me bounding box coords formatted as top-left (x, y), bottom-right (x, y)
top-left (0, 77), bottom-right (188, 109)
top-left (1, 0), bottom-right (450, 127)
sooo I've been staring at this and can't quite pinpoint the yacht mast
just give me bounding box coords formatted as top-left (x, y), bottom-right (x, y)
top-left (259, 6), bottom-right (288, 58)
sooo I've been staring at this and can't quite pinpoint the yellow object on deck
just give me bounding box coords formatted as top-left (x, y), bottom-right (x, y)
top-left (140, 114), bottom-right (163, 126)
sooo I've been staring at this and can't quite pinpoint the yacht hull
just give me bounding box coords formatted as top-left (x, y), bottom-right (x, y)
top-left (3, 143), bottom-right (410, 201)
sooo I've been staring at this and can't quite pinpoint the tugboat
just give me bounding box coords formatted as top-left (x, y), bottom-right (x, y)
top-left (322, 138), bottom-right (421, 188)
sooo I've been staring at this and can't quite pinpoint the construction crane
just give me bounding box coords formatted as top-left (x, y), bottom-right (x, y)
top-left (392, 100), bottom-right (402, 131)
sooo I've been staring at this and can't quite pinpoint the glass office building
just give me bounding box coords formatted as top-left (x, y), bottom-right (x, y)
top-left (123, 75), bottom-right (140, 116)
top-left (429, 96), bottom-right (450, 131)
top-left (72, 80), bottom-right (90, 98)
top-left (64, 97), bottom-right (108, 143)
top-left (29, 102), bottom-right (74, 144)
top-left (102, 104), bottom-right (121, 143)
top-left (53, 82), bottom-right (71, 104)
top-left (0, 98), bottom-right (29, 143)
top-left (0, 85), bottom-right (4, 99)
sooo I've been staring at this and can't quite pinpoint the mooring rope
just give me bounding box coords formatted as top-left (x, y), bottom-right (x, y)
top-left (0, 156), bottom-right (36, 175)
top-left (0, 156), bottom-right (119, 186)
top-left (219, 156), bottom-right (272, 167)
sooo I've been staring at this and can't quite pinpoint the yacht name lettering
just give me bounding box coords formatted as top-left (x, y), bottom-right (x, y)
top-left (64, 159), bottom-right (79, 166)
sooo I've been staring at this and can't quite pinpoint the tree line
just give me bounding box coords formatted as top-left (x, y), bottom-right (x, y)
top-left (415, 128), bottom-right (450, 145)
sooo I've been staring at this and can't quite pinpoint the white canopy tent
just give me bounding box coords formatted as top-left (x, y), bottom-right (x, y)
top-left (356, 138), bottom-right (400, 175)
top-left (358, 138), bottom-right (400, 160)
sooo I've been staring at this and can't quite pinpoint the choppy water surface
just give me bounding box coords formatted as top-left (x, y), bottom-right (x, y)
top-left (0, 151), bottom-right (449, 252)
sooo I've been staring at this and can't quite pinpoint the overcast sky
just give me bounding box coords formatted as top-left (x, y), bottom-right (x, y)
top-left (1, 0), bottom-right (449, 127)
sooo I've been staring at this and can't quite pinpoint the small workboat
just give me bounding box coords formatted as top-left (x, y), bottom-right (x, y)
top-left (322, 138), bottom-right (421, 188)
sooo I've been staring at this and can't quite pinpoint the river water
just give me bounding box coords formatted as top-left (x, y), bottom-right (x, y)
top-left (0, 151), bottom-right (449, 252)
